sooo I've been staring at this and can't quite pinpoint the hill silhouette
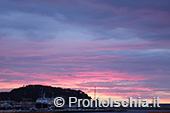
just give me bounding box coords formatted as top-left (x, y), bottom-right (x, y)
top-left (0, 85), bottom-right (91, 102)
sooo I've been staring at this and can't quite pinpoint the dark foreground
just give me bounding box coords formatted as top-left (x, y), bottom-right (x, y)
top-left (1, 110), bottom-right (170, 113)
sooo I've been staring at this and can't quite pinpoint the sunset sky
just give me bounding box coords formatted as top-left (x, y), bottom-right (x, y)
top-left (0, 0), bottom-right (170, 103)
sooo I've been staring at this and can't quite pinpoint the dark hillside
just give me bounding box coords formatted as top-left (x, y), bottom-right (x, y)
top-left (0, 85), bottom-right (91, 102)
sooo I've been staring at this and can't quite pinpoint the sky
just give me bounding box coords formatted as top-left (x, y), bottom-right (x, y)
top-left (0, 0), bottom-right (170, 103)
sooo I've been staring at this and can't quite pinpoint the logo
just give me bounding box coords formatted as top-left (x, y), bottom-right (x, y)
top-left (54, 97), bottom-right (65, 107)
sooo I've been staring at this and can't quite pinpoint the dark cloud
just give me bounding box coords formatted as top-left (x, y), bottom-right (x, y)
top-left (0, 0), bottom-right (170, 42)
